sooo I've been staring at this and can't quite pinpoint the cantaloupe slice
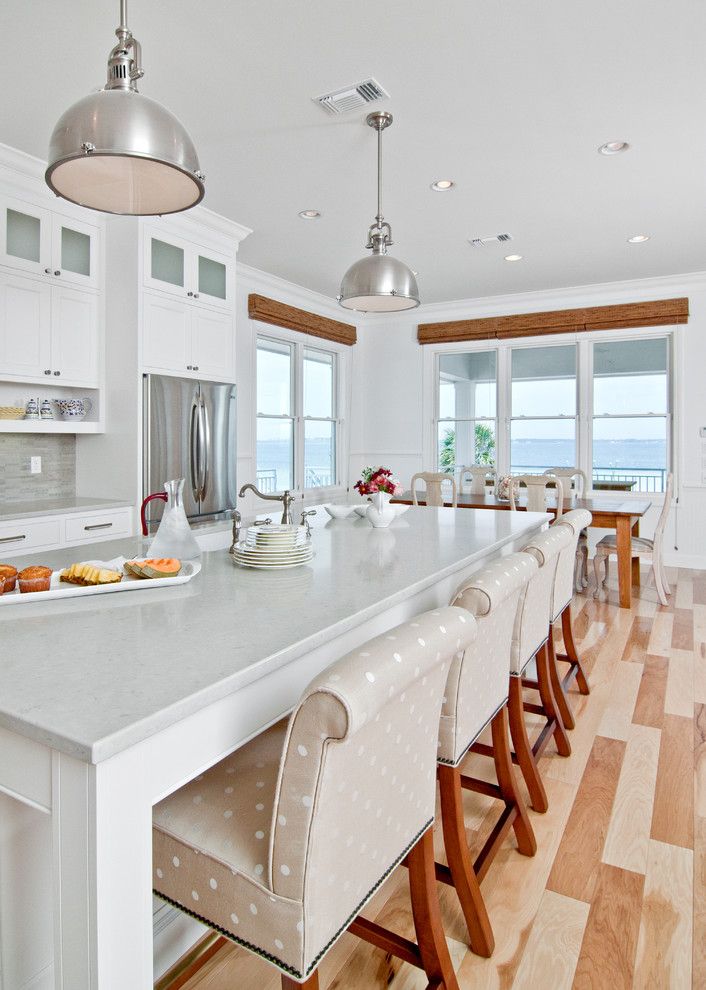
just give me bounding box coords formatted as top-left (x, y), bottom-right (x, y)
top-left (126, 558), bottom-right (182, 579)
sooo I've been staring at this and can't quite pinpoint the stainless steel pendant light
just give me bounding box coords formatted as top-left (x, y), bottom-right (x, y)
top-left (338, 111), bottom-right (419, 313)
top-left (45, 0), bottom-right (204, 216)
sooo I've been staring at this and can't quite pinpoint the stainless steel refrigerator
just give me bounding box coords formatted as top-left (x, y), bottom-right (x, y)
top-left (143, 374), bottom-right (236, 528)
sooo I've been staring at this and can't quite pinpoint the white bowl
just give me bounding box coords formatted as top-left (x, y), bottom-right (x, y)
top-left (354, 503), bottom-right (409, 518)
top-left (322, 504), bottom-right (360, 520)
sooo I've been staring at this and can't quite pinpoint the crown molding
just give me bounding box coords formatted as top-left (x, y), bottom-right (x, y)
top-left (237, 262), bottom-right (344, 320)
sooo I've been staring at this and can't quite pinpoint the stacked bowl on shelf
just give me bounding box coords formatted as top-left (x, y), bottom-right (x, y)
top-left (231, 524), bottom-right (313, 570)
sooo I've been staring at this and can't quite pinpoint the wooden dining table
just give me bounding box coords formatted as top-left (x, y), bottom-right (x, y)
top-left (392, 489), bottom-right (652, 609)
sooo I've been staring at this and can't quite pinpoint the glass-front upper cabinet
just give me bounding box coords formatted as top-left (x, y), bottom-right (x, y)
top-left (0, 197), bottom-right (99, 289)
top-left (143, 226), bottom-right (233, 310)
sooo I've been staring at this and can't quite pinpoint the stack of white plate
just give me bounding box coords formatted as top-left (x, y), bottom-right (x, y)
top-left (232, 524), bottom-right (313, 570)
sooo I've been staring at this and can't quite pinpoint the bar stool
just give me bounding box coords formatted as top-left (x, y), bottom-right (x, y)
top-left (511, 525), bottom-right (573, 813)
top-left (411, 471), bottom-right (458, 508)
top-left (551, 508), bottom-right (593, 717)
top-left (153, 606), bottom-right (475, 988)
top-left (441, 552), bottom-right (538, 957)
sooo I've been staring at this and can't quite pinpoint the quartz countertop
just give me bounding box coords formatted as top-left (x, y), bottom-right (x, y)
top-left (0, 497), bottom-right (133, 522)
top-left (0, 507), bottom-right (549, 764)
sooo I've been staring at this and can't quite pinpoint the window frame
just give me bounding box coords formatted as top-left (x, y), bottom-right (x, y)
top-left (425, 325), bottom-right (677, 498)
top-left (435, 349), bottom-right (499, 476)
top-left (254, 324), bottom-right (349, 498)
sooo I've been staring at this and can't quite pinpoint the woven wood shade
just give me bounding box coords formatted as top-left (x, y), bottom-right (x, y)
top-left (249, 294), bottom-right (357, 346)
top-left (417, 297), bottom-right (689, 345)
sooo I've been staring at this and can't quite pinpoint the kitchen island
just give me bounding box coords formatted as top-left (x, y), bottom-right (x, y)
top-left (0, 506), bottom-right (549, 990)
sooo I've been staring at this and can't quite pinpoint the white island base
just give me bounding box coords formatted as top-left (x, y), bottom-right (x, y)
top-left (0, 507), bottom-right (549, 989)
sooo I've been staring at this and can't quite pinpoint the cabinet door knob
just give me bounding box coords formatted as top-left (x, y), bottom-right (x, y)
top-left (187, 291), bottom-right (193, 297)
top-left (54, 270), bottom-right (61, 276)
top-left (44, 369), bottom-right (52, 375)
top-left (53, 370), bottom-right (61, 376)
top-left (186, 365), bottom-right (193, 370)
top-left (44, 267), bottom-right (51, 275)
top-left (193, 293), bottom-right (199, 299)
top-left (193, 365), bottom-right (199, 371)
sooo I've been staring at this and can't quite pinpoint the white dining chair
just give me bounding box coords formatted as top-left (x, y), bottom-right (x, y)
top-left (594, 473), bottom-right (673, 606)
top-left (543, 468), bottom-right (589, 588)
top-left (411, 472), bottom-right (458, 508)
top-left (459, 465), bottom-right (495, 495)
top-left (509, 474), bottom-right (565, 519)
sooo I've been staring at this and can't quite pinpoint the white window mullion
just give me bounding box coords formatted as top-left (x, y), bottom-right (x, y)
top-left (496, 345), bottom-right (510, 476)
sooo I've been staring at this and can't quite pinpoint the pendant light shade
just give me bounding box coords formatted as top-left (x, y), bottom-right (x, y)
top-left (45, 1), bottom-right (204, 216)
top-left (338, 111), bottom-right (419, 313)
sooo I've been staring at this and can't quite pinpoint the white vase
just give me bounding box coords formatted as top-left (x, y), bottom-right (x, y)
top-left (366, 491), bottom-right (396, 528)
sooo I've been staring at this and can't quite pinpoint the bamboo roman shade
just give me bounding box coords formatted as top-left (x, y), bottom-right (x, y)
top-left (417, 297), bottom-right (688, 345)
top-left (249, 294), bottom-right (357, 346)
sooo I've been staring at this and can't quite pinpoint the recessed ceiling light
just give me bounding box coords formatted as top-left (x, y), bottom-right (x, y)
top-left (627, 234), bottom-right (650, 243)
top-left (598, 141), bottom-right (630, 156)
top-left (298, 210), bottom-right (321, 219)
top-left (430, 179), bottom-right (454, 191)
top-left (504, 254), bottom-right (523, 262)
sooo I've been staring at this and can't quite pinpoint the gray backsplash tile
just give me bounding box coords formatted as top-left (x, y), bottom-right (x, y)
top-left (0, 434), bottom-right (76, 506)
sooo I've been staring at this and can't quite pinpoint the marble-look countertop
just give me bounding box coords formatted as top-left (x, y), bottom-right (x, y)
top-left (0, 507), bottom-right (549, 764)
top-left (0, 497), bottom-right (133, 522)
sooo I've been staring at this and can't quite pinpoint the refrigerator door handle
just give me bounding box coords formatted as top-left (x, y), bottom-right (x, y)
top-left (199, 396), bottom-right (211, 501)
top-left (189, 399), bottom-right (201, 503)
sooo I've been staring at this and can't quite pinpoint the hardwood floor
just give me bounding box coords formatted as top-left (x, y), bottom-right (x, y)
top-left (173, 564), bottom-right (702, 990)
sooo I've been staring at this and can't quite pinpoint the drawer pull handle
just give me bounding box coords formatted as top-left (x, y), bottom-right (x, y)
top-left (0, 534), bottom-right (26, 543)
top-left (84, 523), bottom-right (113, 531)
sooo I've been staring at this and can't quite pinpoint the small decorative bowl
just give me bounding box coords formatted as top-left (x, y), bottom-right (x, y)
top-left (323, 504), bottom-right (360, 520)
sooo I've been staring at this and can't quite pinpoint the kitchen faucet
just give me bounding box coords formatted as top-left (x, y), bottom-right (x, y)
top-left (238, 484), bottom-right (300, 525)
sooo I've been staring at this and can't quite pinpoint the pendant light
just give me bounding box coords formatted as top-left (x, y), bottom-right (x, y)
top-left (338, 111), bottom-right (420, 312)
top-left (45, 0), bottom-right (204, 216)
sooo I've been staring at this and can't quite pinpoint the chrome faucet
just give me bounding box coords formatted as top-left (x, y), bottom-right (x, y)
top-left (238, 483), bottom-right (300, 525)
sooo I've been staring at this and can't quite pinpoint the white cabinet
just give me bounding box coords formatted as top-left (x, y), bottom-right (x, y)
top-left (0, 272), bottom-right (98, 385)
top-left (0, 272), bottom-right (51, 378)
top-left (1, 196), bottom-right (99, 290)
top-left (0, 506), bottom-right (133, 558)
top-left (143, 227), bottom-right (233, 311)
top-left (142, 290), bottom-right (234, 381)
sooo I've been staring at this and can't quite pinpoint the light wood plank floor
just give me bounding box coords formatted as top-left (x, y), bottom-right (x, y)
top-left (173, 564), bottom-right (703, 990)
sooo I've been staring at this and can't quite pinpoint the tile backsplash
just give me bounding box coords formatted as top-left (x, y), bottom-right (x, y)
top-left (0, 434), bottom-right (76, 504)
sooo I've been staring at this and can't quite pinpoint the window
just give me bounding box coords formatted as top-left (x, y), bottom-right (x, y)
top-left (256, 335), bottom-right (339, 493)
top-left (437, 351), bottom-right (497, 474)
top-left (431, 331), bottom-right (673, 494)
top-left (592, 338), bottom-right (669, 493)
top-left (511, 344), bottom-right (577, 473)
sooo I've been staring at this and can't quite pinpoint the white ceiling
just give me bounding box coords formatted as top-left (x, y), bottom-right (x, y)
top-left (2, 0), bottom-right (705, 304)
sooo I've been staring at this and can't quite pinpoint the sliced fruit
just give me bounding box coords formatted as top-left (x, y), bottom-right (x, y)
top-left (124, 558), bottom-right (182, 579)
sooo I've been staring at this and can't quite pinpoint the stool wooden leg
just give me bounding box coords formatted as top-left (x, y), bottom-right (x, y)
top-left (282, 972), bottom-right (319, 989)
top-left (561, 604), bottom-right (590, 695)
top-left (547, 627), bottom-right (575, 731)
top-left (490, 706), bottom-right (536, 857)
top-left (535, 643), bottom-right (571, 758)
top-left (508, 674), bottom-right (548, 813)
top-left (408, 829), bottom-right (461, 990)
top-left (438, 764), bottom-right (494, 956)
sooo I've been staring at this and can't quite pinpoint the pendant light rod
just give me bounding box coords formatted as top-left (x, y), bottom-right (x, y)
top-left (119, 0), bottom-right (128, 29)
top-left (376, 120), bottom-right (383, 227)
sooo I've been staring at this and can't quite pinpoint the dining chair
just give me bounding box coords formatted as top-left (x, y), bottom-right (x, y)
top-left (510, 525), bottom-right (573, 812)
top-left (509, 474), bottom-right (565, 519)
top-left (459, 465), bottom-right (495, 495)
top-left (544, 469), bottom-right (589, 589)
top-left (442, 552), bottom-right (538, 956)
top-left (594, 472), bottom-right (673, 606)
top-left (411, 471), bottom-right (458, 508)
top-left (153, 606), bottom-right (474, 989)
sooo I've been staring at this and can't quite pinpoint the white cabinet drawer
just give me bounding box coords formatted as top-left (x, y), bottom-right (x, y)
top-left (64, 508), bottom-right (132, 545)
top-left (0, 518), bottom-right (62, 554)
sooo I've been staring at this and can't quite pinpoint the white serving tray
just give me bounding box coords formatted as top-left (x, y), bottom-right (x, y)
top-left (0, 556), bottom-right (201, 605)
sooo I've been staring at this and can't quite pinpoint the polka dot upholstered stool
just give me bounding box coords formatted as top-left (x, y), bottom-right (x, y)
top-left (513, 525), bottom-right (574, 813)
top-left (442, 552), bottom-right (539, 957)
top-left (549, 508), bottom-right (593, 728)
top-left (153, 606), bottom-right (475, 989)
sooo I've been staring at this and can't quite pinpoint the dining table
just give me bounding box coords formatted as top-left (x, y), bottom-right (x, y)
top-left (392, 489), bottom-right (652, 609)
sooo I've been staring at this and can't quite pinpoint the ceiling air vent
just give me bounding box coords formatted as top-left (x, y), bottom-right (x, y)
top-left (314, 78), bottom-right (389, 115)
top-left (469, 233), bottom-right (513, 248)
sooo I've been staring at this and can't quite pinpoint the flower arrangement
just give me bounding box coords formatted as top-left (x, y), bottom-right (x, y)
top-left (354, 465), bottom-right (403, 497)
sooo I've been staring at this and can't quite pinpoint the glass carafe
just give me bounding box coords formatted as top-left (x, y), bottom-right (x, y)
top-left (148, 479), bottom-right (201, 560)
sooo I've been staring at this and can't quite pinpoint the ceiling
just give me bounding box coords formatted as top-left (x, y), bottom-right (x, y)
top-left (2, 1), bottom-right (705, 304)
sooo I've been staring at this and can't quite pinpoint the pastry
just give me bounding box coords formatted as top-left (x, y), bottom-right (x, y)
top-left (0, 574), bottom-right (5, 596)
top-left (60, 562), bottom-right (122, 586)
top-left (18, 565), bottom-right (52, 593)
top-left (0, 563), bottom-right (18, 593)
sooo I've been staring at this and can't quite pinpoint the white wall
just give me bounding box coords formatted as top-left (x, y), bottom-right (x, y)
top-left (352, 272), bottom-right (706, 569)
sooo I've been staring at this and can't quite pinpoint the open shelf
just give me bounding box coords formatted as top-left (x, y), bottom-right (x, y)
top-left (0, 419), bottom-right (103, 434)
